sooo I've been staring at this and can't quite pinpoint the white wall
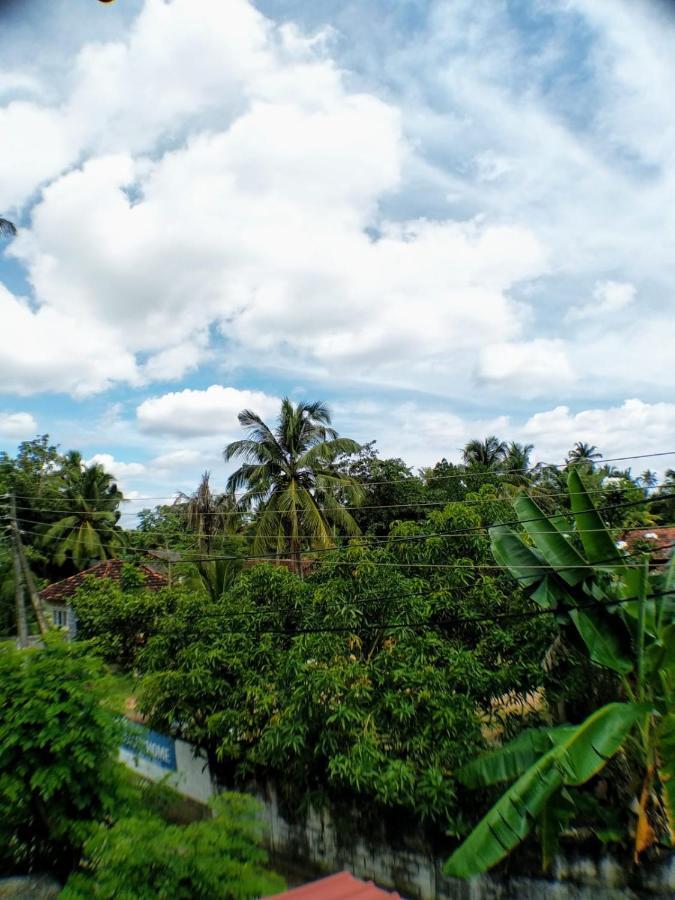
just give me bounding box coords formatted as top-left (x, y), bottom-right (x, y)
top-left (120, 734), bottom-right (214, 805)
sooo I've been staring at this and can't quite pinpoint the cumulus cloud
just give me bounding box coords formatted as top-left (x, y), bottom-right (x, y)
top-left (0, 411), bottom-right (37, 439)
top-left (519, 399), bottom-right (675, 467)
top-left (1, 0), bottom-right (674, 458)
top-left (2, 0), bottom-right (547, 397)
top-left (151, 449), bottom-right (207, 470)
top-left (566, 280), bottom-right (636, 322)
top-left (136, 385), bottom-right (281, 437)
top-left (477, 339), bottom-right (573, 394)
top-left (0, 284), bottom-right (138, 396)
top-left (339, 397), bottom-right (675, 473)
top-left (86, 453), bottom-right (146, 479)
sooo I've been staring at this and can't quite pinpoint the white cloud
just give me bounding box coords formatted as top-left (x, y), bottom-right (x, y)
top-left (520, 399), bottom-right (675, 468)
top-left (3, 0), bottom-right (546, 397)
top-left (566, 280), bottom-right (636, 322)
top-left (477, 339), bottom-right (573, 394)
top-left (142, 341), bottom-right (206, 383)
top-left (0, 284), bottom-right (138, 396)
top-left (86, 453), bottom-right (146, 479)
top-left (337, 397), bottom-right (675, 474)
top-left (0, 411), bottom-right (38, 440)
top-left (0, 101), bottom-right (76, 210)
top-left (0, 0), bottom-right (674, 426)
top-left (136, 385), bottom-right (281, 437)
top-left (151, 449), bottom-right (206, 470)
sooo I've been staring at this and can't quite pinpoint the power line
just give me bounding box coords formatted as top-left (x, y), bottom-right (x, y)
top-left (115, 492), bottom-right (675, 564)
top-left (6, 482), bottom-right (673, 519)
top-left (139, 588), bottom-right (675, 637)
top-left (5, 449), bottom-right (675, 504)
top-left (145, 548), bottom-right (675, 621)
top-left (7, 497), bottom-right (673, 565)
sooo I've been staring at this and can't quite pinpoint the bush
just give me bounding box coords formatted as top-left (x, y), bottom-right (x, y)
top-left (0, 638), bottom-right (123, 879)
top-left (71, 577), bottom-right (178, 669)
top-left (61, 793), bottom-right (284, 899)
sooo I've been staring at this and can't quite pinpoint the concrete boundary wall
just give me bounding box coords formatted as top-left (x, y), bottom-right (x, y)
top-left (120, 729), bottom-right (214, 805)
top-left (120, 730), bottom-right (675, 898)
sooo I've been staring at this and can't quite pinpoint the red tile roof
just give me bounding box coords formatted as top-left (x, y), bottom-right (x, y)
top-left (621, 526), bottom-right (675, 564)
top-left (270, 872), bottom-right (401, 899)
top-left (39, 559), bottom-right (168, 604)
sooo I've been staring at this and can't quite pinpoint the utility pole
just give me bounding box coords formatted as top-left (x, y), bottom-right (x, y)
top-left (8, 493), bottom-right (49, 637)
top-left (8, 494), bottom-right (28, 648)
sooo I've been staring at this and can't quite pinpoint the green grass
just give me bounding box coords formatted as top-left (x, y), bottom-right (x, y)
top-left (100, 669), bottom-right (137, 714)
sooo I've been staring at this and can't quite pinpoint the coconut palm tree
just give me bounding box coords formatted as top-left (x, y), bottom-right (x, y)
top-left (461, 436), bottom-right (508, 469)
top-left (566, 442), bottom-right (602, 467)
top-left (0, 218), bottom-right (16, 238)
top-left (175, 471), bottom-right (242, 554)
top-left (224, 399), bottom-right (363, 573)
top-left (42, 457), bottom-right (124, 571)
top-left (501, 441), bottom-right (536, 485)
top-left (640, 469), bottom-right (658, 491)
top-left (175, 471), bottom-right (243, 599)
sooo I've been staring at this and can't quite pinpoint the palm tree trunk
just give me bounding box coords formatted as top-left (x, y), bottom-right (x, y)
top-left (290, 491), bottom-right (303, 579)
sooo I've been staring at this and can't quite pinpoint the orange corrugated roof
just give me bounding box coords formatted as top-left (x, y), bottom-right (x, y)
top-left (270, 871), bottom-right (401, 899)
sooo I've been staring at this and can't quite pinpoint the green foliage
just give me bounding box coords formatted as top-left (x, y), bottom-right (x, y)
top-left (0, 437), bottom-right (126, 592)
top-left (224, 398), bottom-right (364, 565)
top-left (61, 793), bottom-right (284, 900)
top-left (445, 703), bottom-right (647, 877)
top-left (336, 442), bottom-right (428, 535)
top-left (132, 505), bottom-right (194, 552)
top-left (651, 469), bottom-right (675, 525)
top-left (70, 578), bottom-right (179, 669)
top-left (41, 455), bottom-right (124, 571)
top-left (0, 638), bottom-right (124, 878)
top-left (447, 469), bottom-right (675, 876)
top-left (175, 471), bottom-right (244, 550)
top-left (137, 503), bottom-right (551, 827)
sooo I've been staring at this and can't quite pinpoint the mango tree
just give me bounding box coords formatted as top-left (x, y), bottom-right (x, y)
top-left (445, 467), bottom-right (675, 877)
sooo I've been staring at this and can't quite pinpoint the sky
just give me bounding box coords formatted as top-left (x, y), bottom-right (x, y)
top-left (1, 0), bottom-right (675, 517)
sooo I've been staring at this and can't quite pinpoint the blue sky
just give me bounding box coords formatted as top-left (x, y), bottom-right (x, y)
top-left (1, 0), bottom-right (674, 515)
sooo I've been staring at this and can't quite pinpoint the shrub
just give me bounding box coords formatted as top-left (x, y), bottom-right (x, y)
top-left (0, 638), bottom-right (123, 879)
top-left (61, 793), bottom-right (284, 899)
top-left (71, 578), bottom-right (178, 669)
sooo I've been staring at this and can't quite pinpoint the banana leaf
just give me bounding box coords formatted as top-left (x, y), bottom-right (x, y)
top-left (569, 608), bottom-right (633, 674)
top-left (568, 468), bottom-right (623, 568)
top-left (514, 495), bottom-right (587, 586)
top-left (646, 624), bottom-right (675, 676)
top-left (457, 726), bottom-right (576, 788)
top-left (490, 525), bottom-right (548, 587)
top-left (530, 575), bottom-right (573, 613)
top-left (444, 702), bottom-right (647, 878)
top-left (656, 712), bottom-right (675, 845)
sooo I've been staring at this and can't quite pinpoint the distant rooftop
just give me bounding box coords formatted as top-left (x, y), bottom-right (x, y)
top-left (270, 871), bottom-right (401, 899)
top-left (39, 559), bottom-right (168, 605)
top-left (621, 526), bottom-right (675, 566)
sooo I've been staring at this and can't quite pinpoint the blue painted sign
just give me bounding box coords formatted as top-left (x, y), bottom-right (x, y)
top-left (122, 722), bottom-right (177, 771)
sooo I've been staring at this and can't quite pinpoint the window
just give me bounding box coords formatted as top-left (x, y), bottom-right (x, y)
top-left (52, 607), bottom-right (69, 628)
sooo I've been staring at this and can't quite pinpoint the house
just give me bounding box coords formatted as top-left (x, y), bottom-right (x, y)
top-left (39, 559), bottom-right (168, 637)
top-left (270, 871), bottom-right (401, 899)
top-left (620, 526), bottom-right (675, 568)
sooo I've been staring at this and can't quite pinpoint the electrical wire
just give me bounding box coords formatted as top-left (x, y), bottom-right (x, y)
top-left (4, 496), bottom-right (675, 565)
top-left (4, 449), bottom-right (675, 503)
top-left (9, 480), bottom-right (672, 518)
top-left (134, 588), bottom-right (675, 637)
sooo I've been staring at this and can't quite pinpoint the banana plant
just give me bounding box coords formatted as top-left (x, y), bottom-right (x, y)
top-left (445, 467), bottom-right (675, 877)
